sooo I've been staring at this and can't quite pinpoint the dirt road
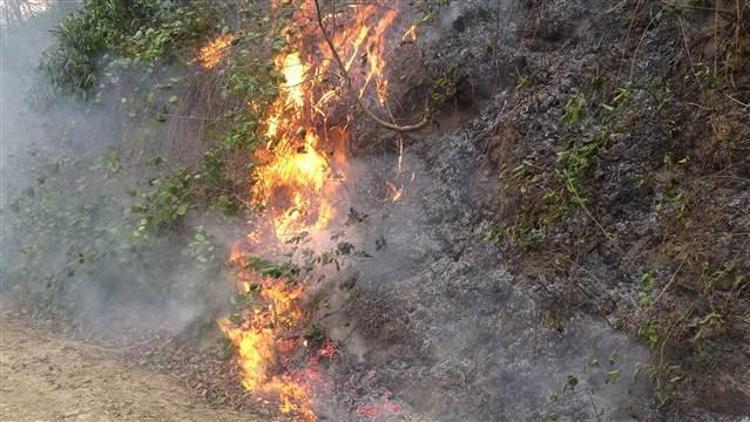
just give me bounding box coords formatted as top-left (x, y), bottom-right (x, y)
top-left (0, 315), bottom-right (249, 422)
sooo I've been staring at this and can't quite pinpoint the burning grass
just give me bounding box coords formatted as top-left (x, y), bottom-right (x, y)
top-left (212, 1), bottom-right (411, 419)
top-left (197, 33), bottom-right (232, 69)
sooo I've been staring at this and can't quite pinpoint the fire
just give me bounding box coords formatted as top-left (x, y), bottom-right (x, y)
top-left (218, 318), bottom-right (273, 390)
top-left (250, 46), bottom-right (337, 238)
top-left (218, 252), bottom-right (314, 419)
top-left (386, 181), bottom-right (403, 203)
top-left (216, 1), bottom-right (404, 420)
top-left (363, 9), bottom-right (398, 105)
top-left (402, 24), bottom-right (418, 42)
top-left (280, 52), bottom-right (306, 109)
top-left (196, 33), bottom-right (232, 69)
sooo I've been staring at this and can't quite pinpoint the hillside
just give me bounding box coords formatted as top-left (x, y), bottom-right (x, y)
top-left (1, 0), bottom-right (748, 420)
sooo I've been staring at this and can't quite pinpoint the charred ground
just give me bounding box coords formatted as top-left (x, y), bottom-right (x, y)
top-left (1, 0), bottom-right (749, 421)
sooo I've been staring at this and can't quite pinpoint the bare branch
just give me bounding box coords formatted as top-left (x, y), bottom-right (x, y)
top-left (313, 0), bottom-right (431, 132)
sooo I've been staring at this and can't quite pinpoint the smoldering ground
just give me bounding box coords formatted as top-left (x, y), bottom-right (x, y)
top-left (303, 129), bottom-right (656, 421)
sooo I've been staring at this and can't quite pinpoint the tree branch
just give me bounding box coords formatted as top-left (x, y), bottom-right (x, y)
top-left (313, 0), bottom-right (431, 132)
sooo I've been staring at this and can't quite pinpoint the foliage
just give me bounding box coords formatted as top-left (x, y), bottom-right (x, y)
top-left (1, 150), bottom-right (223, 318)
top-left (637, 271), bottom-right (656, 307)
top-left (699, 258), bottom-right (738, 296)
top-left (132, 169), bottom-right (195, 235)
top-left (638, 322), bottom-right (661, 349)
top-left (196, 9), bottom-right (287, 207)
top-left (10, 1), bottom-right (295, 321)
top-left (187, 225), bottom-right (219, 269)
top-left (303, 323), bottom-right (327, 345)
top-left (497, 82), bottom-right (632, 250)
top-left (41, 0), bottom-right (218, 97)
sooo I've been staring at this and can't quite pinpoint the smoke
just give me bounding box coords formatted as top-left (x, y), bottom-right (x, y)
top-left (1, 2), bottom-right (659, 421)
top-left (0, 3), bottom-right (237, 335)
top-left (296, 3), bottom-right (658, 418)
top-left (299, 127), bottom-right (656, 420)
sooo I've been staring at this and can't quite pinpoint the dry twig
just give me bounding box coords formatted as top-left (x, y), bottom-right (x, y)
top-left (313, 0), bottom-right (431, 132)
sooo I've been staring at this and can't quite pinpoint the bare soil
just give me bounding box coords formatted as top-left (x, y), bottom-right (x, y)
top-left (0, 314), bottom-right (249, 422)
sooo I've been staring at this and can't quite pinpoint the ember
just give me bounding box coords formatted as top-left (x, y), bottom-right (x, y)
top-left (196, 34), bottom-right (232, 69)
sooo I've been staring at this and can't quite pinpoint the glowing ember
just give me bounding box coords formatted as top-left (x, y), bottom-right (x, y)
top-left (402, 24), bottom-right (418, 42)
top-left (386, 181), bottom-right (403, 203)
top-left (197, 34), bottom-right (232, 69)
top-left (219, 1), bottom-right (404, 420)
top-left (356, 392), bottom-right (402, 418)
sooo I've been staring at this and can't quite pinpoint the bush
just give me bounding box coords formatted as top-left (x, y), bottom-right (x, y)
top-left (132, 169), bottom-right (195, 235)
top-left (1, 150), bottom-right (221, 319)
top-left (41, 0), bottom-right (217, 97)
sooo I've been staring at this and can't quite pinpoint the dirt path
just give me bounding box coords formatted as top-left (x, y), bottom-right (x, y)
top-left (0, 315), bottom-right (250, 422)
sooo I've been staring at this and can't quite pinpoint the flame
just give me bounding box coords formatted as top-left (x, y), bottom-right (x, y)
top-left (386, 181), bottom-right (403, 203)
top-left (402, 24), bottom-right (418, 42)
top-left (365, 9), bottom-right (398, 105)
top-left (217, 2), bottom-right (404, 420)
top-left (251, 47), bottom-right (336, 238)
top-left (218, 259), bottom-right (314, 420)
top-left (280, 52), bottom-right (307, 109)
top-left (218, 318), bottom-right (273, 390)
top-left (197, 34), bottom-right (232, 69)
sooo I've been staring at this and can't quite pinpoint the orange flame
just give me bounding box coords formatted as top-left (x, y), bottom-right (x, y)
top-left (402, 24), bottom-right (418, 42)
top-left (385, 181), bottom-right (403, 203)
top-left (218, 2), bottom-right (404, 420)
top-left (197, 34), bottom-right (232, 69)
top-left (250, 46), bottom-right (338, 238)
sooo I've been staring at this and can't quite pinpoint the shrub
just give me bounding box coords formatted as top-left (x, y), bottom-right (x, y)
top-left (41, 0), bottom-right (217, 97)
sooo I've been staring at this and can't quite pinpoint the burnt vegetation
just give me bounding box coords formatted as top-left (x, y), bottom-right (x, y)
top-left (1, 0), bottom-right (749, 420)
top-left (483, 0), bottom-right (750, 414)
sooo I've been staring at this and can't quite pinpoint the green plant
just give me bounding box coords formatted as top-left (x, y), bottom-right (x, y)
top-left (639, 322), bottom-right (661, 348)
top-left (564, 374), bottom-right (578, 392)
top-left (243, 256), bottom-right (301, 281)
top-left (303, 323), bottom-right (327, 345)
top-left (41, 0), bottom-right (218, 97)
top-left (638, 271), bottom-right (656, 307)
top-left (555, 136), bottom-right (599, 206)
top-left (515, 74), bottom-right (533, 90)
top-left (561, 93), bottom-right (585, 125)
top-left (700, 258), bottom-right (738, 295)
top-left (691, 312), bottom-right (724, 342)
top-left (605, 369), bottom-right (621, 385)
top-left (2, 152), bottom-right (205, 315)
top-left (132, 169), bottom-right (195, 235)
top-left (195, 18), bottom-right (285, 202)
top-left (187, 225), bottom-right (218, 269)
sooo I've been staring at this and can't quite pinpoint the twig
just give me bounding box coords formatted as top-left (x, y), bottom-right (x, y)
top-left (585, 386), bottom-right (601, 422)
top-left (677, 15), bottom-right (695, 74)
top-left (622, 0), bottom-right (645, 81)
top-left (701, 174), bottom-right (750, 184)
top-left (725, 93), bottom-right (749, 108)
top-left (657, 301), bottom-right (696, 368)
top-left (714, 2), bottom-right (719, 76)
top-left (580, 202), bottom-right (626, 257)
top-left (156, 113), bottom-right (219, 121)
top-left (342, 321), bottom-right (359, 343)
top-left (313, 0), bottom-right (431, 132)
top-left (650, 249), bottom-right (691, 308)
top-left (656, 0), bottom-right (734, 17)
top-left (605, 0), bottom-right (628, 14)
